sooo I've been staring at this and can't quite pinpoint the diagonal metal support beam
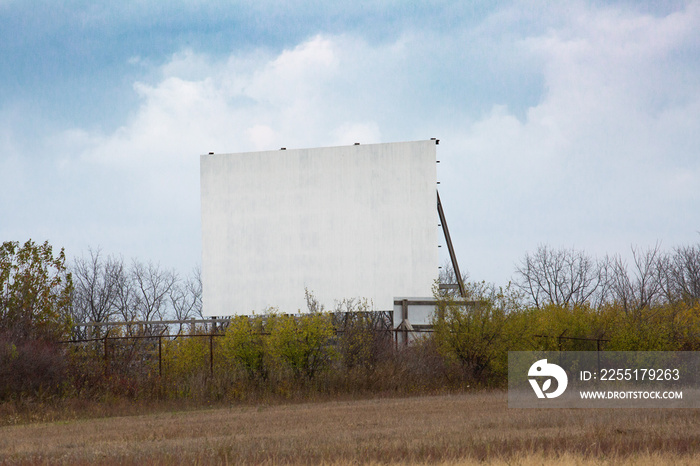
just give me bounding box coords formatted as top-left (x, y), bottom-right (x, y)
top-left (437, 189), bottom-right (467, 298)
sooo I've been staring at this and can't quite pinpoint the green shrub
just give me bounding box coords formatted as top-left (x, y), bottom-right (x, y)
top-left (219, 315), bottom-right (267, 380)
top-left (266, 312), bottom-right (335, 379)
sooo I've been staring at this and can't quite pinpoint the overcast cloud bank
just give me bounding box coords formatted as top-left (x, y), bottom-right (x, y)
top-left (1, 0), bottom-right (699, 288)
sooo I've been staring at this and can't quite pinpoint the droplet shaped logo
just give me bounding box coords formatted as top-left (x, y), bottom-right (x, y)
top-left (528, 359), bottom-right (568, 399)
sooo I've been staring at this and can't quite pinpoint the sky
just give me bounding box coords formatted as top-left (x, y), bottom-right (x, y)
top-left (1, 0), bottom-right (699, 290)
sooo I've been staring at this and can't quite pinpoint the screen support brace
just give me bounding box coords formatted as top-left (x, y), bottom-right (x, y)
top-left (437, 190), bottom-right (467, 298)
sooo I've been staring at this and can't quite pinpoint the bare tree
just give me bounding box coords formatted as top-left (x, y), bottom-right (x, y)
top-left (72, 249), bottom-right (122, 324)
top-left (514, 245), bottom-right (608, 308)
top-left (186, 266), bottom-right (203, 319)
top-left (132, 260), bottom-right (177, 326)
top-left (112, 257), bottom-right (139, 324)
top-left (665, 244), bottom-right (700, 305)
top-left (169, 267), bottom-right (203, 332)
top-left (608, 244), bottom-right (666, 315)
top-left (72, 248), bottom-right (205, 336)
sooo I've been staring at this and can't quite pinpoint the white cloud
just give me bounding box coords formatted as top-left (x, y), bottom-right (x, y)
top-left (439, 1), bottom-right (700, 283)
top-left (46, 35), bottom-right (391, 271)
top-left (2, 1), bottom-right (699, 287)
top-left (246, 124), bottom-right (278, 151)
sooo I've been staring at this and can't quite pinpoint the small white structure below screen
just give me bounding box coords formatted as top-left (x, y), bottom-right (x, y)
top-left (200, 140), bottom-right (438, 316)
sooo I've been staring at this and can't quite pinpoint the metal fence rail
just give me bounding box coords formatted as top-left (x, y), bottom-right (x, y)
top-left (62, 319), bottom-right (610, 382)
top-left (62, 313), bottom-right (421, 379)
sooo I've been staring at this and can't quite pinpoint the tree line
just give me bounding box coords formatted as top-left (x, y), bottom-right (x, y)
top-left (1, 238), bottom-right (699, 401)
top-left (513, 243), bottom-right (700, 312)
top-left (431, 242), bottom-right (700, 385)
top-left (71, 248), bottom-right (203, 333)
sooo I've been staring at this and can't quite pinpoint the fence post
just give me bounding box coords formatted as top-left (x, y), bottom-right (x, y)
top-left (159, 335), bottom-right (162, 378)
top-left (402, 299), bottom-right (408, 347)
top-left (558, 329), bottom-right (567, 351)
top-left (103, 331), bottom-right (109, 378)
top-left (209, 318), bottom-right (216, 378)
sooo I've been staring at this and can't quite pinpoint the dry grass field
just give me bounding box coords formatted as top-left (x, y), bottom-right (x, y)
top-left (1, 391), bottom-right (699, 465)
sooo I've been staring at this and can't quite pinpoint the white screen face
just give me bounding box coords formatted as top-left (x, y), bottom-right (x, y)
top-left (200, 140), bottom-right (438, 316)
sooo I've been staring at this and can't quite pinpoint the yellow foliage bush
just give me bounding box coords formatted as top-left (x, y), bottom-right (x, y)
top-left (218, 315), bottom-right (266, 379)
top-left (266, 312), bottom-right (335, 379)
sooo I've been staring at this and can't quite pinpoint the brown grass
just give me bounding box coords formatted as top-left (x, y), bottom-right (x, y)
top-left (1, 391), bottom-right (699, 464)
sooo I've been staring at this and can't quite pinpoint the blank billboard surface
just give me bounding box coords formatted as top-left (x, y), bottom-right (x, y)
top-left (200, 140), bottom-right (438, 316)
